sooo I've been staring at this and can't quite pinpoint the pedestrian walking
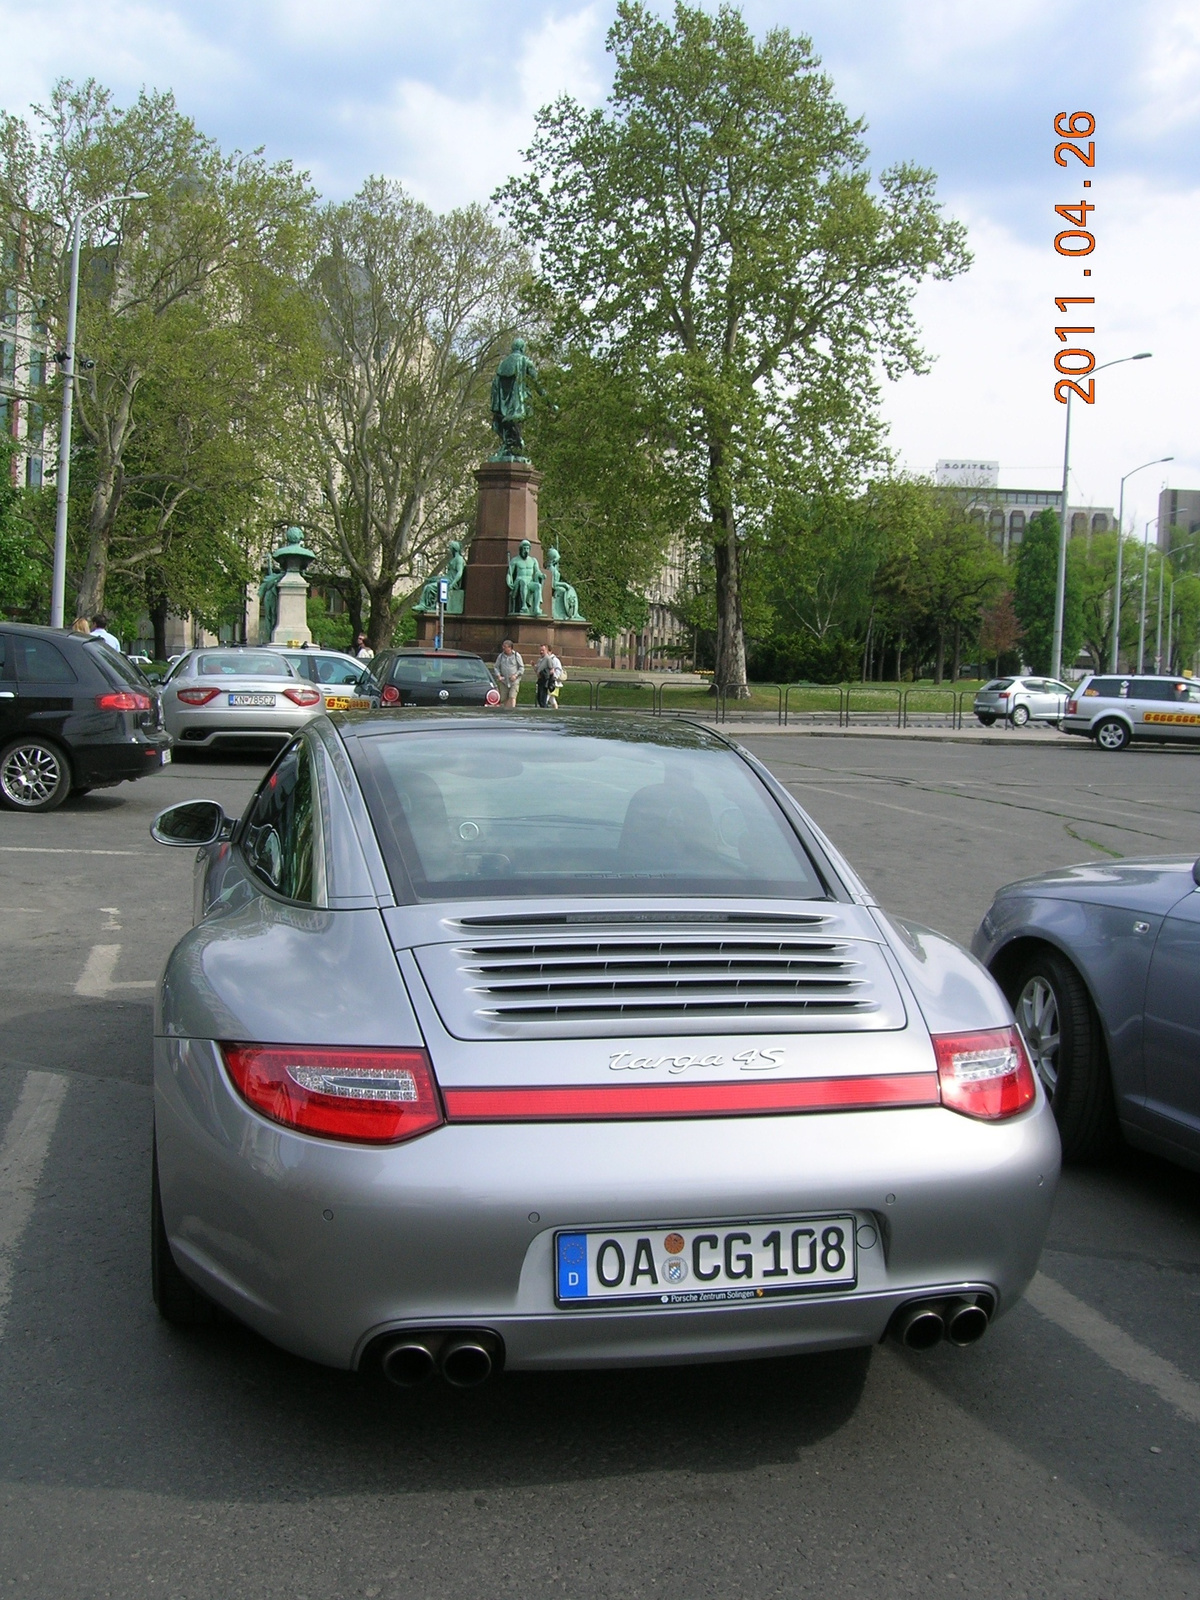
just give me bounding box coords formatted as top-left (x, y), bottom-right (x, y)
top-left (354, 632), bottom-right (374, 661)
top-left (536, 643), bottom-right (563, 708)
top-left (494, 639), bottom-right (524, 707)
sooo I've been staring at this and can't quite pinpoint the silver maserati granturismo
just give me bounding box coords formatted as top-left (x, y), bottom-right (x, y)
top-left (150, 712), bottom-right (1058, 1387)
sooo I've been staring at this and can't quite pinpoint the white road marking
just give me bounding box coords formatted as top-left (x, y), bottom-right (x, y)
top-left (1026, 1270), bottom-right (1200, 1426)
top-left (0, 1071), bottom-right (68, 1337)
top-left (0, 846), bottom-right (147, 856)
top-left (74, 944), bottom-right (155, 998)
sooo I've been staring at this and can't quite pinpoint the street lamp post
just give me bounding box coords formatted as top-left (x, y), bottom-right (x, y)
top-left (1111, 455), bottom-right (1172, 671)
top-left (1137, 518), bottom-right (1157, 673)
top-left (49, 191), bottom-right (148, 629)
top-left (1052, 351), bottom-right (1152, 682)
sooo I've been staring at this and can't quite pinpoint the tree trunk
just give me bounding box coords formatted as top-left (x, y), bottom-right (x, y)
top-left (934, 627), bottom-right (945, 685)
top-left (706, 438), bottom-right (749, 698)
top-left (952, 622), bottom-right (962, 683)
top-left (366, 581), bottom-right (399, 652)
top-left (896, 635), bottom-right (904, 683)
top-left (146, 571), bottom-right (169, 662)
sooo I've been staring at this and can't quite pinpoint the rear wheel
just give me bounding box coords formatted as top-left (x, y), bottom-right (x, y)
top-left (1094, 717), bottom-right (1130, 751)
top-left (1006, 949), bottom-right (1118, 1161)
top-left (1011, 703), bottom-right (1030, 727)
top-left (0, 737), bottom-right (72, 811)
top-left (976, 713), bottom-right (996, 727)
top-left (152, 1142), bottom-right (222, 1325)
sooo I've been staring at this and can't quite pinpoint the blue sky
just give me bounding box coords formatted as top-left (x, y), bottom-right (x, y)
top-left (4, 0), bottom-right (1198, 538)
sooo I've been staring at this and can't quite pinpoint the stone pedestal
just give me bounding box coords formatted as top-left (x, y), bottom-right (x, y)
top-left (271, 572), bottom-right (312, 646)
top-left (415, 459), bottom-right (600, 668)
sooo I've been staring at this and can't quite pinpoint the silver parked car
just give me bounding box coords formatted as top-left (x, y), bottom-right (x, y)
top-left (973, 676), bottom-right (1072, 727)
top-left (161, 648), bottom-right (324, 750)
top-left (1062, 673), bottom-right (1200, 751)
top-left (149, 712), bottom-right (1058, 1385)
top-left (974, 856), bottom-right (1200, 1168)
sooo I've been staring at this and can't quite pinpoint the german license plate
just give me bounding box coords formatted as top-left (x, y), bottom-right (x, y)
top-left (555, 1216), bottom-right (857, 1308)
top-left (324, 695), bottom-right (371, 711)
top-left (228, 693), bottom-right (275, 707)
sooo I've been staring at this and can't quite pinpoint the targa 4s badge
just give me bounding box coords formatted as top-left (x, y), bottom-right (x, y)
top-left (608, 1049), bottom-right (785, 1074)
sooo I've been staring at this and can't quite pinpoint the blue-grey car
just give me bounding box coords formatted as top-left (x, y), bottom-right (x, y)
top-left (973, 857), bottom-right (1200, 1167)
top-left (148, 712), bottom-right (1058, 1386)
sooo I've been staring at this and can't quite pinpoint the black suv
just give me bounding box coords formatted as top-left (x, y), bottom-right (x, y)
top-left (362, 649), bottom-right (501, 708)
top-left (0, 623), bottom-right (172, 812)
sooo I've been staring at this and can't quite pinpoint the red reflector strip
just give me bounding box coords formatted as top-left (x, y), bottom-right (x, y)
top-left (443, 1074), bottom-right (940, 1122)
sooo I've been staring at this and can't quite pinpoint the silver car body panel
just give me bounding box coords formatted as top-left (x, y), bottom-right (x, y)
top-left (154, 715), bottom-right (1061, 1371)
top-left (155, 1032), bottom-right (1057, 1370)
top-left (972, 857), bottom-right (1200, 1167)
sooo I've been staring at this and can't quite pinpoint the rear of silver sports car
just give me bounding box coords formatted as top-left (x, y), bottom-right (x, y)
top-left (154, 898), bottom-right (1060, 1378)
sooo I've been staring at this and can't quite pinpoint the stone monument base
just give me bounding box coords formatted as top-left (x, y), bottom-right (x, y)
top-left (415, 611), bottom-right (598, 668)
top-left (270, 571), bottom-right (312, 647)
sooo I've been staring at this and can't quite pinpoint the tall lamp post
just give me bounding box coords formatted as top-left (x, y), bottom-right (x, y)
top-left (1052, 351), bottom-right (1152, 682)
top-left (1137, 518), bottom-right (1158, 672)
top-left (50, 190), bottom-right (148, 629)
top-left (1111, 455), bottom-right (1172, 671)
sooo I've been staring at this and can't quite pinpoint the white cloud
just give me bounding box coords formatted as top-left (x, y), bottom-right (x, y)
top-left (377, 6), bottom-right (605, 208)
top-left (882, 175), bottom-right (1200, 539)
top-left (1127, 0), bottom-right (1200, 134)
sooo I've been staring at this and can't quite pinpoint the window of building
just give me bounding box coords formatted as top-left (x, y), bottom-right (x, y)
top-left (1009, 509), bottom-right (1026, 543)
top-left (988, 509), bottom-right (1005, 540)
top-left (27, 351), bottom-right (45, 389)
top-left (25, 454), bottom-right (42, 489)
top-left (0, 287), bottom-right (15, 328)
top-left (0, 340), bottom-right (13, 383)
top-left (1070, 512), bottom-right (1087, 537)
top-left (31, 298), bottom-right (47, 337)
top-left (1091, 513), bottom-right (1108, 534)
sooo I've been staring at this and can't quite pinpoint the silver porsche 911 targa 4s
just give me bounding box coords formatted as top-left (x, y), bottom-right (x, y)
top-left (150, 712), bottom-right (1058, 1387)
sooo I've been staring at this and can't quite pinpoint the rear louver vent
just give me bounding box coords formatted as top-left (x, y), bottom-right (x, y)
top-left (413, 933), bottom-right (907, 1039)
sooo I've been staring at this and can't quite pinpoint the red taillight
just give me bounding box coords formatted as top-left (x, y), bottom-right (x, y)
top-left (485, 687), bottom-right (501, 706)
top-left (443, 1073), bottom-right (940, 1122)
top-left (283, 685), bottom-right (322, 706)
top-left (222, 1044), bottom-right (444, 1144)
top-left (1066, 699), bottom-right (1078, 714)
top-left (381, 684), bottom-right (400, 704)
top-left (933, 1027), bottom-right (1036, 1120)
top-left (177, 687), bottom-right (219, 706)
top-left (96, 690), bottom-right (151, 711)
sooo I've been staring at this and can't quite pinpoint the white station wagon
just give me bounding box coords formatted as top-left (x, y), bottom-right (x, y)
top-left (1062, 674), bottom-right (1200, 751)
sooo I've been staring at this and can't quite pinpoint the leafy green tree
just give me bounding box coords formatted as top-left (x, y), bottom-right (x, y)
top-left (0, 439), bottom-right (47, 616)
top-left (524, 348), bottom-right (687, 638)
top-left (0, 79), bottom-right (315, 618)
top-left (303, 178), bottom-right (527, 650)
top-left (499, 2), bottom-right (969, 693)
top-left (1014, 509), bottom-right (1082, 674)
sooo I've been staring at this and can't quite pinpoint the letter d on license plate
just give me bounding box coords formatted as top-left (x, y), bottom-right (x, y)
top-left (555, 1216), bottom-right (856, 1308)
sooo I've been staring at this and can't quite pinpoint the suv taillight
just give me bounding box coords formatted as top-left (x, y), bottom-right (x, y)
top-left (283, 685), bottom-right (322, 706)
top-left (222, 1044), bottom-right (444, 1144)
top-left (177, 687), bottom-right (219, 706)
top-left (96, 690), bottom-right (151, 711)
top-left (933, 1027), bottom-right (1036, 1120)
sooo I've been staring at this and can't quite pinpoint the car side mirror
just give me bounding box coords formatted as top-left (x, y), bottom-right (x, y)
top-left (151, 799), bottom-right (230, 847)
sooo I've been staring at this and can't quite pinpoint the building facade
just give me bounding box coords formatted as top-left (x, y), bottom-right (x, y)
top-left (1157, 488), bottom-right (1200, 551)
top-left (1, 220), bottom-right (50, 491)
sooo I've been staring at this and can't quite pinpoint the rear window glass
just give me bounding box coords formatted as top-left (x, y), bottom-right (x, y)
top-left (194, 651), bottom-right (292, 678)
top-left (88, 641), bottom-right (151, 689)
top-left (981, 679), bottom-right (1013, 691)
top-left (354, 723), bottom-right (827, 902)
top-left (13, 637), bottom-right (77, 683)
top-left (391, 656), bottom-right (492, 687)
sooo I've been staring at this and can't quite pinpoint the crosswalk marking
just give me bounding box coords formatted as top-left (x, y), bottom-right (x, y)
top-left (0, 1071), bottom-right (68, 1338)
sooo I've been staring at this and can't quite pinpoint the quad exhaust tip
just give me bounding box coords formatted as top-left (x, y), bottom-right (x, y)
top-left (892, 1295), bottom-right (991, 1350)
top-left (377, 1329), bottom-right (503, 1389)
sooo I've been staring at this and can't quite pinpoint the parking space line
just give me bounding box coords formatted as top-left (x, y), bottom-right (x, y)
top-left (0, 846), bottom-right (148, 857)
top-left (1026, 1270), bottom-right (1200, 1426)
top-left (0, 1071), bottom-right (68, 1337)
top-left (74, 945), bottom-right (156, 997)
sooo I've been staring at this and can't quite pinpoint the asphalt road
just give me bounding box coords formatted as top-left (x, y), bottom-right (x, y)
top-left (2, 733), bottom-right (1199, 1599)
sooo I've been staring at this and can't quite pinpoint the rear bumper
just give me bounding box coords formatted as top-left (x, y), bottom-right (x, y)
top-left (155, 1036), bottom-right (1061, 1372)
top-left (166, 714), bottom-right (314, 747)
top-left (72, 732), bottom-right (172, 786)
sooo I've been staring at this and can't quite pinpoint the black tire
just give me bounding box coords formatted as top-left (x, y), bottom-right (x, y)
top-left (152, 1141), bottom-right (222, 1325)
top-left (1005, 949), bottom-right (1119, 1162)
top-left (0, 736), bottom-right (72, 812)
top-left (1011, 703), bottom-right (1030, 727)
top-left (1093, 716), bottom-right (1131, 752)
top-left (976, 713), bottom-right (996, 727)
